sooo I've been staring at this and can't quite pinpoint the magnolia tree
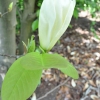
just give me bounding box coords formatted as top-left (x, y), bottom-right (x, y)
top-left (1, 0), bottom-right (79, 100)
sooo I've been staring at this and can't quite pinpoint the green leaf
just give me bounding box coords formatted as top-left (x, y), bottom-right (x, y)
top-left (73, 8), bottom-right (79, 19)
top-left (21, 52), bottom-right (43, 70)
top-left (20, 52), bottom-right (79, 79)
top-left (28, 40), bottom-right (35, 53)
top-left (21, 52), bottom-right (71, 70)
top-left (36, 9), bottom-right (40, 17)
top-left (59, 61), bottom-right (79, 79)
top-left (1, 57), bottom-right (42, 100)
top-left (42, 53), bottom-right (71, 69)
top-left (28, 35), bottom-right (35, 53)
top-left (32, 19), bottom-right (38, 31)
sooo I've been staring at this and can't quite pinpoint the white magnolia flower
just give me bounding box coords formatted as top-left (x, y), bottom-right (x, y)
top-left (39, 0), bottom-right (76, 51)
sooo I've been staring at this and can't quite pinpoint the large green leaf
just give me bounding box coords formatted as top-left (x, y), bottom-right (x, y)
top-left (42, 53), bottom-right (71, 69)
top-left (20, 52), bottom-right (67, 70)
top-left (20, 52), bottom-right (43, 70)
top-left (20, 52), bottom-right (79, 79)
top-left (59, 60), bottom-right (79, 79)
top-left (1, 57), bottom-right (42, 100)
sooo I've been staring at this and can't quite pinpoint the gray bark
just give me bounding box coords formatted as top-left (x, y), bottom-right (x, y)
top-left (19, 0), bottom-right (36, 54)
top-left (0, 0), bottom-right (16, 97)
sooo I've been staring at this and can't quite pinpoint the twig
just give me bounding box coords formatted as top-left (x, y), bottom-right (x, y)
top-left (37, 77), bottom-right (70, 100)
top-left (0, 11), bottom-right (9, 18)
top-left (1, 11), bottom-right (9, 17)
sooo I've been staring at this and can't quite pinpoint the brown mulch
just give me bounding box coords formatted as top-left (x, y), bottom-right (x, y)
top-left (33, 11), bottom-right (100, 100)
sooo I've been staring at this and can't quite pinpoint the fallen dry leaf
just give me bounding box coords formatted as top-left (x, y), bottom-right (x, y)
top-left (81, 72), bottom-right (91, 79)
top-left (90, 95), bottom-right (99, 100)
top-left (83, 82), bottom-right (89, 91)
top-left (89, 80), bottom-right (96, 87)
top-left (71, 79), bottom-right (76, 87)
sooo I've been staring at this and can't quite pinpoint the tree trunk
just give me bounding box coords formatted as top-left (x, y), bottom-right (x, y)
top-left (0, 0), bottom-right (16, 95)
top-left (19, 0), bottom-right (36, 54)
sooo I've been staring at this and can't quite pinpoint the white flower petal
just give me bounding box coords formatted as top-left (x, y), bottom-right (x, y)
top-left (39, 0), bottom-right (76, 50)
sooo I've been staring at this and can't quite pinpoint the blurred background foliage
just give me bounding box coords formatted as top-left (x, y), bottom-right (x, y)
top-left (74, 0), bottom-right (100, 18)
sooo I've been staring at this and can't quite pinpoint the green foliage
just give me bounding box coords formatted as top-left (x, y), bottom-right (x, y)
top-left (2, 51), bottom-right (78, 100)
top-left (16, 0), bottom-right (24, 35)
top-left (1, 57), bottom-right (42, 100)
top-left (73, 0), bottom-right (100, 18)
top-left (22, 35), bottom-right (36, 53)
top-left (42, 53), bottom-right (75, 70)
top-left (31, 0), bottom-right (43, 32)
top-left (73, 0), bottom-right (100, 40)
top-left (17, 0), bottom-right (24, 11)
top-left (73, 8), bottom-right (79, 19)
top-left (21, 52), bottom-right (42, 70)
top-left (27, 35), bottom-right (35, 53)
top-left (90, 27), bottom-right (100, 40)
top-left (60, 61), bottom-right (79, 79)
top-left (89, 21), bottom-right (100, 40)
top-left (20, 52), bottom-right (78, 73)
top-left (37, 0), bottom-right (43, 7)
top-left (32, 19), bottom-right (39, 31)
